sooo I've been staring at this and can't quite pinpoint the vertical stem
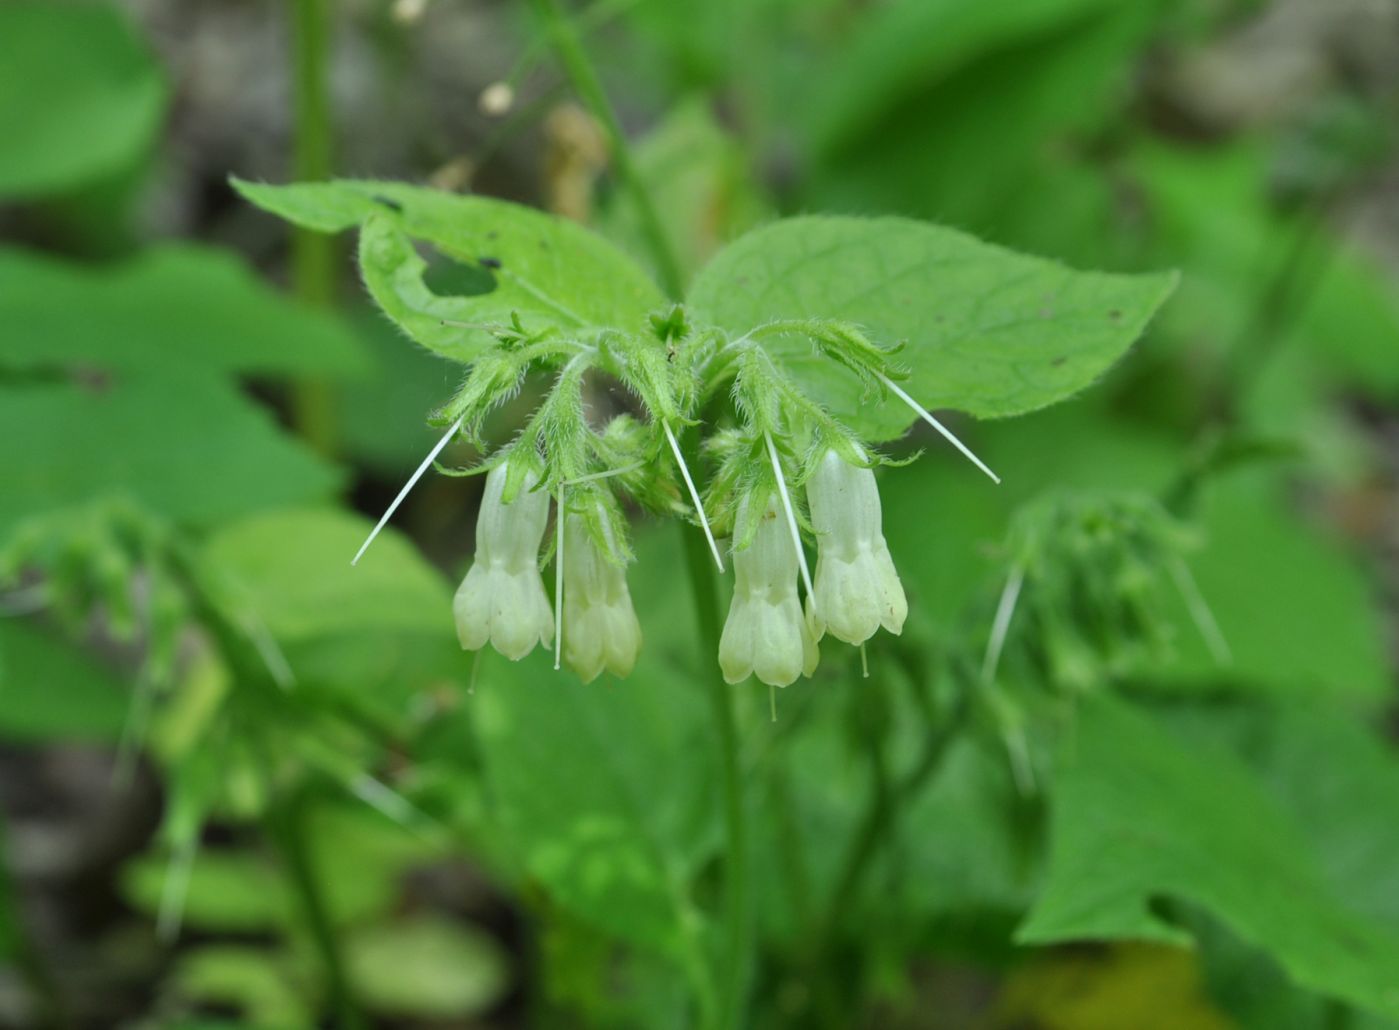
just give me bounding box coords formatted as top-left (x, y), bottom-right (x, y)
top-left (268, 785), bottom-right (365, 1030)
top-left (678, 501), bottom-right (748, 1028)
top-left (290, 0), bottom-right (338, 454)
top-left (531, 0), bottom-right (685, 299)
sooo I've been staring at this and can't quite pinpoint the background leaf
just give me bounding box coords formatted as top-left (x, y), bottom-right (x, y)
top-left (1018, 696), bottom-right (1399, 1020)
top-left (0, 2), bottom-right (165, 198)
top-left (0, 246), bottom-right (368, 377)
top-left (0, 377), bottom-right (339, 536)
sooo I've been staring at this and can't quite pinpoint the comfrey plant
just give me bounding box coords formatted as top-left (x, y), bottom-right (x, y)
top-left (235, 178), bottom-right (1176, 690)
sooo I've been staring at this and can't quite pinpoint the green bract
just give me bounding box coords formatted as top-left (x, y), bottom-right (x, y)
top-left (235, 177), bottom-right (1175, 685)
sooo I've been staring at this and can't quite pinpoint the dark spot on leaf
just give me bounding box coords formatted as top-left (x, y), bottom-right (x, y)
top-left (486, 230), bottom-right (498, 240)
top-left (1109, 309), bottom-right (1122, 321)
top-left (371, 194), bottom-right (403, 213)
top-left (1051, 356), bottom-right (1067, 367)
top-left (478, 256), bottom-right (502, 270)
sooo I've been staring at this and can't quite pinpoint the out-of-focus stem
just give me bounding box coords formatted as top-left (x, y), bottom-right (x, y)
top-left (531, 0), bottom-right (685, 299)
top-left (290, 0), bottom-right (337, 455)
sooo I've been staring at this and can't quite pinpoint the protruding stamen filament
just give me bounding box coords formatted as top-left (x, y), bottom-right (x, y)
top-left (982, 566), bottom-right (1024, 683)
top-left (352, 416), bottom-right (465, 566)
top-left (554, 487), bottom-right (564, 672)
top-left (663, 421), bottom-right (724, 573)
top-left (764, 431), bottom-right (814, 605)
top-left (860, 643), bottom-right (869, 679)
top-left (563, 463), bottom-right (644, 486)
top-left (876, 373), bottom-right (1000, 484)
top-left (1170, 558), bottom-right (1231, 665)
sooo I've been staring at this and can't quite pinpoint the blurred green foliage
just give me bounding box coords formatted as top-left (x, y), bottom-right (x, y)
top-left (1, 1), bottom-right (1397, 1028)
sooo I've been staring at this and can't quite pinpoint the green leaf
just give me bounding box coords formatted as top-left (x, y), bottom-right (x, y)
top-left (346, 916), bottom-right (509, 1018)
top-left (0, 246), bottom-right (368, 377)
top-left (1158, 471), bottom-right (1390, 701)
top-left (231, 178), bottom-right (666, 361)
top-left (170, 946), bottom-right (311, 1030)
top-left (0, 376), bottom-right (340, 536)
top-left (123, 850), bottom-right (291, 933)
top-left (0, 3), bottom-right (165, 198)
top-left (200, 508), bottom-right (452, 641)
top-left (1018, 696), bottom-right (1399, 1020)
top-left (0, 622), bottom-right (129, 742)
top-left (688, 215), bottom-right (1176, 439)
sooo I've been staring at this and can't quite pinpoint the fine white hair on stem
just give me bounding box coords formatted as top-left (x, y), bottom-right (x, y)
top-left (1170, 557), bottom-right (1232, 665)
top-left (350, 773), bottom-right (427, 829)
top-left (554, 486), bottom-right (564, 672)
top-left (352, 416), bottom-right (465, 566)
top-left (244, 611), bottom-right (295, 690)
top-left (764, 430), bottom-right (815, 605)
top-left (157, 834), bottom-right (198, 943)
top-left (875, 372), bottom-right (1000, 484)
top-left (982, 566), bottom-right (1025, 683)
top-left (663, 421), bottom-right (724, 573)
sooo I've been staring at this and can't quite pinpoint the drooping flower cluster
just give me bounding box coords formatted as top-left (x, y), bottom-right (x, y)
top-left (354, 306), bottom-right (995, 689)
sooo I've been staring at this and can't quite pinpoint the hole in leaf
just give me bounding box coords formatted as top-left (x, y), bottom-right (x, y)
top-left (417, 244), bottom-right (498, 298)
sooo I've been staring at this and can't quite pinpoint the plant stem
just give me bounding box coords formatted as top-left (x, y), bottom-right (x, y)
top-left (678, 506), bottom-right (749, 1028)
top-left (818, 669), bottom-right (970, 940)
top-left (290, 0), bottom-right (338, 455)
top-left (531, 0), bottom-right (685, 299)
top-left (268, 785), bottom-right (365, 1030)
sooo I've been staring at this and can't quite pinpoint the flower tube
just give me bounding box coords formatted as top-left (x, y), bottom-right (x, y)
top-left (805, 449), bottom-right (907, 645)
top-left (719, 492), bottom-right (819, 687)
top-left (562, 510), bottom-right (643, 682)
top-left (453, 461), bottom-right (554, 660)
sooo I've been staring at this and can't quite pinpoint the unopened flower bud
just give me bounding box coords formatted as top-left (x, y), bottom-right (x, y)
top-left (806, 450), bottom-right (907, 645)
top-left (453, 462), bottom-right (554, 660)
top-left (719, 493), bottom-right (819, 687)
top-left (563, 512), bottom-right (642, 682)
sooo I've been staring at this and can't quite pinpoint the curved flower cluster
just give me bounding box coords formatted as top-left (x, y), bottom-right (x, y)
top-left (354, 307), bottom-right (993, 689)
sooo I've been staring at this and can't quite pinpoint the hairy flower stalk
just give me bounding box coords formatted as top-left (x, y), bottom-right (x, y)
top-left (806, 449), bottom-right (907, 645)
top-left (719, 492), bottom-right (819, 687)
top-left (453, 462), bottom-right (554, 660)
top-left (562, 509), bottom-right (643, 682)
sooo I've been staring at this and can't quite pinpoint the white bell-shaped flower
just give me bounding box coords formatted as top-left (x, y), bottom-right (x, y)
top-left (806, 449), bottom-right (907, 645)
top-left (562, 511), bottom-right (642, 682)
top-left (453, 462), bottom-right (554, 660)
top-left (719, 492), bottom-right (820, 687)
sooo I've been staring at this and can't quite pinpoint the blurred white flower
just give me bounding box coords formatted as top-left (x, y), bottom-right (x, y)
top-left (719, 493), bottom-right (819, 687)
top-left (453, 462), bottom-right (554, 660)
top-left (806, 449), bottom-right (906, 645)
top-left (562, 511), bottom-right (642, 682)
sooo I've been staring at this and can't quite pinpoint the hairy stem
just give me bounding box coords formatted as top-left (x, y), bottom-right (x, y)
top-left (290, 0), bottom-right (338, 455)
top-left (678, 487), bottom-right (749, 1028)
top-left (531, 0), bottom-right (685, 299)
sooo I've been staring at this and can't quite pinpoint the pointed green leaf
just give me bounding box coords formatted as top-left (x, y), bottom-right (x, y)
top-left (1018, 696), bottom-right (1399, 1020)
top-left (688, 215), bottom-right (1176, 439)
top-left (232, 178), bottom-right (667, 362)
